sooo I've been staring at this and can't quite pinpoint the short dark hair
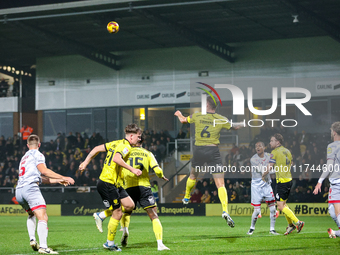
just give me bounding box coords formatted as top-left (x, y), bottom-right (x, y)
top-left (138, 132), bottom-right (145, 145)
top-left (125, 123), bottom-right (142, 134)
top-left (207, 96), bottom-right (217, 110)
top-left (255, 141), bottom-right (265, 147)
top-left (27, 134), bottom-right (40, 145)
top-left (272, 133), bottom-right (284, 145)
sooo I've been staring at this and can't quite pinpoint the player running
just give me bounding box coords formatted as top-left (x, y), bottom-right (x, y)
top-left (15, 134), bottom-right (75, 254)
top-left (313, 122), bottom-right (340, 238)
top-left (92, 133), bottom-right (170, 251)
top-left (263, 133), bottom-right (304, 235)
top-left (247, 141), bottom-right (279, 235)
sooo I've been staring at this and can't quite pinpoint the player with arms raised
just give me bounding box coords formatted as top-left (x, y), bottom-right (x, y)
top-left (263, 133), bottom-right (304, 235)
top-left (15, 134), bottom-right (75, 254)
top-left (175, 96), bottom-right (242, 227)
top-left (247, 141), bottom-right (279, 235)
top-left (313, 121), bottom-right (340, 238)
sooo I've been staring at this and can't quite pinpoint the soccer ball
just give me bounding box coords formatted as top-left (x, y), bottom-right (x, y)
top-left (107, 21), bottom-right (119, 34)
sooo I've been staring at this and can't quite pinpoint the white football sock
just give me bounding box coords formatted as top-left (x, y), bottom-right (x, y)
top-left (329, 204), bottom-right (340, 228)
top-left (27, 215), bottom-right (37, 241)
top-left (99, 211), bottom-right (107, 220)
top-left (269, 205), bottom-right (276, 231)
top-left (251, 208), bottom-right (261, 229)
top-left (37, 220), bottom-right (48, 249)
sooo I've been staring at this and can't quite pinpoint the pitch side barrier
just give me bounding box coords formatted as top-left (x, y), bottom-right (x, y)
top-left (0, 203), bottom-right (329, 217)
top-left (0, 204), bottom-right (61, 216)
top-left (61, 203), bottom-right (205, 216)
top-left (206, 203), bottom-right (330, 217)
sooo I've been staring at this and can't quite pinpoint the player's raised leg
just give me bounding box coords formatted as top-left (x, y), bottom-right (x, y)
top-left (93, 207), bottom-right (113, 233)
top-left (183, 168), bottom-right (198, 204)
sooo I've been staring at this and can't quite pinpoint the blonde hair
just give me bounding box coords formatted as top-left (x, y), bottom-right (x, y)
top-left (331, 122), bottom-right (340, 136)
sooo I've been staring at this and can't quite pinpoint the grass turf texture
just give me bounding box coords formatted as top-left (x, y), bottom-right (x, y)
top-left (0, 215), bottom-right (338, 255)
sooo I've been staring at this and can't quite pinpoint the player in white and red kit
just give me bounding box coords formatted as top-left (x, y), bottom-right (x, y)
top-left (314, 122), bottom-right (340, 238)
top-left (247, 141), bottom-right (279, 235)
top-left (15, 135), bottom-right (75, 254)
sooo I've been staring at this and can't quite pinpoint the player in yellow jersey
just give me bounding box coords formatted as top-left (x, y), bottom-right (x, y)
top-left (91, 133), bottom-right (170, 251)
top-left (174, 96), bottom-right (242, 228)
top-left (79, 123), bottom-right (142, 252)
top-left (263, 133), bottom-right (304, 235)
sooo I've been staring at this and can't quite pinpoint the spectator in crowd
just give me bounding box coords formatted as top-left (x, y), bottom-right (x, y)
top-left (230, 143), bottom-right (239, 155)
top-left (293, 188), bottom-right (303, 202)
top-left (230, 190), bottom-right (239, 203)
top-left (299, 130), bottom-right (309, 145)
top-left (20, 125), bottom-right (33, 144)
top-left (211, 190), bottom-right (220, 203)
top-left (12, 79), bottom-right (19, 97)
top-left (0, 78), bottom-right (9, 97)
top-left (67, 132), bottom-right (77, 148)
top-left (201, 190), bottom-right (211, 203)
top-left (176, 129), bottom-right (186, 139)
top-left (190, 189), bottom-right (202, 203)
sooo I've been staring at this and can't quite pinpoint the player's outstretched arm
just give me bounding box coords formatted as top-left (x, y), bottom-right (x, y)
top-left (41, 176), bottom-right (72, 186)
top-left (38, 164), bottom-right (75, 185)
top-left (174, 110), bottom-right (188, 123)
top-left (79, 144), bottom-right (106, 172)
top-left (113, 153), bottom-right (142, 176)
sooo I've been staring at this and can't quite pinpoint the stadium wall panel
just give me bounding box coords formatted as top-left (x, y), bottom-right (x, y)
top-left (0, 204), bottom-right (61, 216)
top-left (206, 203), bottom-right (329, 217)
top-left (61, 203), bottom-right (205, 216)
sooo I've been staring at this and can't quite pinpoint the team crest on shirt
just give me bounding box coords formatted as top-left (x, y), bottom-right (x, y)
top-left (270, 154), bottom-right (273, 159)
top-left (327, 147), bottom-right (332, 154)
top-left (113, 199), bottom-right (119, 206)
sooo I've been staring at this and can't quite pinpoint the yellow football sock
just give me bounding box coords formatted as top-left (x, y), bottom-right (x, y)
top-left (184, 178), bottom-right (196, 199)
top-left (282, 206), bottom-right (299, 224)
top-left (152, 218), bottom-right (163, 241)
top-left (121, 213), bottom-right (131, 228)
top-left (218, 187), bottom-right (228, 213)
top-left (107, 217), bottom-right (120, 241)
top-left (284, 214), bottom-right (293, 225)
top-left (104, 208), bottom-right (113, 218)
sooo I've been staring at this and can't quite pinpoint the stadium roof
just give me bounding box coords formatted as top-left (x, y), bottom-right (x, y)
top-left (1, 0), bottom-right (340, 72)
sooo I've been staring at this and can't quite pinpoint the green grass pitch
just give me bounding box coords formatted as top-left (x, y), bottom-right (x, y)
top-left (0, 215), bottom-right (338, 254)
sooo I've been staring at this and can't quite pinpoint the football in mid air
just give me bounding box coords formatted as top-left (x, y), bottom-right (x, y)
top-left (107, 21), bottom-right (119, 34)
